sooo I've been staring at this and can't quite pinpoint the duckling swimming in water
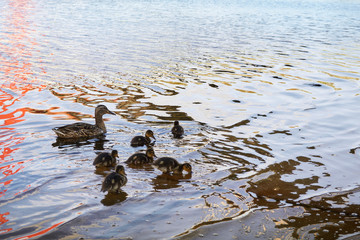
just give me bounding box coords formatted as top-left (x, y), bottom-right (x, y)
top-left (101, 165), bottom-right (127, 193)
top-left (130, 130), bottom-right (156, 147)
top-left (152, 157), bottom-right (192, 174)
top-left (53, 105), bottom-right (115, 139)
top-left (93, 150), bottom-right (118, 167)
top-left (171, 120), bottom-right (184, 138)
top-left (125, 147), bottom-right (156, 165)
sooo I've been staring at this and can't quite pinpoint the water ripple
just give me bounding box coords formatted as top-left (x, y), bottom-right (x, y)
top-left (1, 0), bottom-right (360, 239)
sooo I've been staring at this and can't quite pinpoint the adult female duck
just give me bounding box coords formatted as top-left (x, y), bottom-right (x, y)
top-left (53, 105), bottom-right (115, 139)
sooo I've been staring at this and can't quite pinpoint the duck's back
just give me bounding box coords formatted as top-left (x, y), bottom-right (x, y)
top-left (172, 125), bottom-right (184, 138)
top-left (153, 157), bottom-right (179, 173)
top-left (125, 153), bottom-right (151, 164)
top-left (53, 122), bottom-right (103, 139)
top-left (101, 172), bottom-right (127, 192)
top-left (130, 136), bottom-right (148, 147)
top-left (93, 152), bottom-right (115, 167)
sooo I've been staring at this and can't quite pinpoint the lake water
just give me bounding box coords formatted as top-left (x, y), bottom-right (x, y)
top-left (1, 0), bottom-right (360, 239)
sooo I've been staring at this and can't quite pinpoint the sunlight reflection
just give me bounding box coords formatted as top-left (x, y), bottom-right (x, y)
top-left (0, 0), bottom-right (45, 236)
top-left (0, 212), bottom-right (11, 234)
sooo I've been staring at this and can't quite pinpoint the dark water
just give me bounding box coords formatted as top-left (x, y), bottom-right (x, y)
top-left (1, 0), bottom-right (360, 239)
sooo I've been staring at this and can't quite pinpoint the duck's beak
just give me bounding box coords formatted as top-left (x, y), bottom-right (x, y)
top-left (108, 110), bottom-right (116, 115)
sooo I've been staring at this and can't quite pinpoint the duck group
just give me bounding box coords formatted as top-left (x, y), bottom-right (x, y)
top-left (52, 104), bottom-right (191, 194)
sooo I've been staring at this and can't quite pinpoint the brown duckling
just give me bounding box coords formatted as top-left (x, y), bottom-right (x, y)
top-left (130, 130), bottom-right (156, 147)
top-left (152, 157), bottom-right (192, 174)
top-left (125, 148), bottom-right (156, 165)
top-left (53, 105), bottom-right (115, 139)
top-left (93, 150), bottom-right (118, 167)
top-left (101, 165), bottom-right (127, 193)
top-left (171, 120), bottom-right (184, 138)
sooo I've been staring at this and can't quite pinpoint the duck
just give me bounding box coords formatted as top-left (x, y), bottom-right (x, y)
top-left (125, 147), bottom-right (156, 165)
top-left (130, 129), bottom-right (156, 147)
top-left (53, 105), bottom-right (115, 139)
top-left (152, 157), bottom-right (192, 174)
top-left (101, 165), bottom-right (127, 193)
top-left (171, 120), bottom-right (184, 138)
top-left (93, 150), bottom-right (118, 167)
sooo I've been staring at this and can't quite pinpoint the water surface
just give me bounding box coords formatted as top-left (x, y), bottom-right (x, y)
top-left (1, 0), bottom-right (360, 239)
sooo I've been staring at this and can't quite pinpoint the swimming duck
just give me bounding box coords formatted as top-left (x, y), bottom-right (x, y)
top-left (101, 165), bottom-right (127, 193)
top-left (93, 150), bottom-right (118, 167)
top-left (53, 105), bottom-right (115, 139)
top-left (125, 147), bottom-right (156, 165)
top-left (130, 130), bottom-right (156, 147)
top-left (152, 157), bottom-right (192, 174)
top-left (171, 120), bottom-right (184, 138)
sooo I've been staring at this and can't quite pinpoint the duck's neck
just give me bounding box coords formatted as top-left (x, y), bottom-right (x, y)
top-left (174, 164), bottom-right (182, 173)
top-left (95, 114), bottom-right (106, 132)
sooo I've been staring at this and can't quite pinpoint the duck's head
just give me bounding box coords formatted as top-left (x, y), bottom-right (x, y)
top-left (182, 163), bottom-right (192, 173)
top-left (111, 150), bottom-right (119, 158)
top-left (174, 120), bottom-right (180, 126)
top-left (96, 105), bottom-right (116, 116)
top-left (146, 147), bottom-right (157, 158)
top-left (145, 130), bottom-right (156, 140)
top-left (115, 165), bottom-right (126, 175)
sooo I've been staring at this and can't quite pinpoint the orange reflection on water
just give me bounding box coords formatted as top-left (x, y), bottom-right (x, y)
top-left (1, 0), bottom-right (41, 83)
top-left (0, 212), bottom-right (11, 234)
top-left (26, 106), bottom-right (85, 120)
top-left (0, 105), bottom-right (28, 126)
top-left (13, 221), bottom-right (64, 240)
top-left (0, 0), bottom-right (47, 237)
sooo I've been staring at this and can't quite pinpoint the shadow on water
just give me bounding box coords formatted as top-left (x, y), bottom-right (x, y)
top-left (93, 166), bottom-right (116, 177)
top-left (125, 162), bottom-right (154, 171)
top-left (52, 135), bottom-right (109, 150)
top-left (152, 172), bottom-right (192, 190)
top-left (101, 191), bottom-right (128, 206)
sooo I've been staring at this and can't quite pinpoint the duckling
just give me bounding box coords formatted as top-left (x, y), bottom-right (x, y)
top-left (93, 150), bottom-right (118, 167)
top-left (152, 157), bottom-right (192, 174)
top-left (53, 105), bottom-right (115, 139)
top-left (101, 165), bottom-right (127, 193)
top-left (130, 130), bottom-right (156, 147)
top-left (125, 147), bottom-right (156, 165)
top-left (171, 120), bottom-right (184, 138)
